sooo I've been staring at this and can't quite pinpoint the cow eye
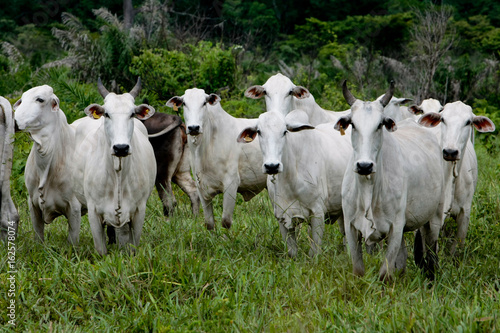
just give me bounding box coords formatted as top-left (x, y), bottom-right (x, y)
top-left (256, 130), bottom-right (261, 135)
top-left (36, 98), bottom-right (44, 103)
top-left (465, 119), bottom-right (471, 126)
top-left (104, 112), bottom-right (110, 118)
top-left (377, 122), bottom-right (383, 130)
top-left (130, 113), bottom-right (135, 118)
top-left (283, 130), bottom-right (287, 136)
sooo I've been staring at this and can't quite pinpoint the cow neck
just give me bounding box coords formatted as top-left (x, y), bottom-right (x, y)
top-left (195, 104), bottom-right (232, 157)
top-left (351, 131), bottom-right (392, 244)
top-left (32, 112), bottom-right (73, 205)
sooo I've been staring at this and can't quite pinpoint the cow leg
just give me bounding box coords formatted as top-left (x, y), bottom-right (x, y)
top-left (66, 200), bottom-right (81, 246)
top-left (173, 172), bottom-right (200, 217)
top-left (130, 208), bottom-right (146, 252)
top-left (345, 221), bottom-right (364, 277)
top-left (29, 201), bottom-right (44, 242)
top-left (414, 229), bottom-right (425, 269)
top-left (221, 181), bottom-right (238, 229)
top-left (116, 223), bottom-right (133, 253)
top-left (308, 213), bottom-right (325, 257)
top-left (156, 181), bottom-right (176, 217)
top-left (420, 220), bottom-right (440, 280)
top-left (279, 218), bottom-right (298, 258)
top-left (199, 191), bottom-right (215, 230)
top-left (450, 207), bottom-right (469, 256)
top-left (379, 226), bottom-right (403, 282)
top-left (395, 237), bottom-right (408, 273)
top-left (88, 207), bottom-right (107, 256)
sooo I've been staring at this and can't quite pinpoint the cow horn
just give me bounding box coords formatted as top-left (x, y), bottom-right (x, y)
top-left (380, 81), bottom-right (395, 107)
top-left (97, 77), bottom-right (110, 98)
top-left (342, 80), bottom-right (357, 106)
top-left (129, 77), bottom-right (142, 99)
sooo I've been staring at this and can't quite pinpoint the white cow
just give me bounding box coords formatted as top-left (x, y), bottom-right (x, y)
top-left (14, 86), bottom-right (81, 244)
top-left (237, 110), bottom-right (352, 257)
top-left (73, 78), bottom-right (156, 255)
top-left (166, 89), bottom-right (267, 230)
top-left (377, 94), bottom-right (414, 122)
top-left (0, 97), bottom-right (19, 240)
top-left (416, 101), bottom-right (495, 255)
top-left (245, 73), bottom-right (350, 124)
top-left (335, 81), bottom-right (445, 281)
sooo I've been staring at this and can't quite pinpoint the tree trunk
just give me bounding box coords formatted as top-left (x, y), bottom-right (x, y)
top-left (123, 0), bottom-right (134, 31)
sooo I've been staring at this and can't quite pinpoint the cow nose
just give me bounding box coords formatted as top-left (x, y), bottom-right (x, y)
top-left (264, 163), bottom-right (280, 174)
top-left (356, 161), bottom-right (373, 175)
top-left (188, 125), bottom-right (200, 135)
top-left (443, 148), bottom-right (459, 161)
top-left (113, 144), bottom-right (130, 157)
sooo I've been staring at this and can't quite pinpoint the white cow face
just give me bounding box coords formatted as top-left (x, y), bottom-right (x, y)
top-left (13, 85), bottom-right (60, 131)
top-left (166, 88), bottom-right (220, 136)
top-left (244, 73), bottom-right (310, 116)
top-left (335, 81), bottom-right (396, 176)
top-left (408, 98), bottom-right (443, 116)
top-left (419, 101), bottom-right (495, 161)
top-left (85, 93), bottom-right (154, 157)
top-left (237, 110), bottom-right (314, 174)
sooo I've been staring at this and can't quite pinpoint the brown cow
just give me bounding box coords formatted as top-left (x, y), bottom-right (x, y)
top-left (141, 112), bottom-right (200, 217)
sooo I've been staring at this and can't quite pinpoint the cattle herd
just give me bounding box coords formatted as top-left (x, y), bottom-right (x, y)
top-left (0, 74), bottom-right (495, 281)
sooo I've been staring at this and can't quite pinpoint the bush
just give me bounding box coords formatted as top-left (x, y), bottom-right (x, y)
top-left (130, 42), bottom-right (236, 101)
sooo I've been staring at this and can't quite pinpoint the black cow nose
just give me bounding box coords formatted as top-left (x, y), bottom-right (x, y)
top-left (113, 144), bottom-right (129, 157)
top-left (264, 163), bottom-right (280, 174)
top-left (443, 148), bottom-right (459, 161)
top-left (356, 162), bottom-right (373, 175)
top-left (188, 125), bottom-right (200, 135)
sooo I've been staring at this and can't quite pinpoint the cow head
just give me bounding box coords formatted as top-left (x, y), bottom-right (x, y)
top-left (238, 110), bottom-right (314, 175)
top-left (244, 73), bottom-right (310, 116)
top-left (84, 78), bottom-right (155, 157)
top-left (13, 85), bottom-right (60, 132)
top-left (335, 80), bottom-right (396, 176)
top-left (408, 98), bottom-right (443, 116)
top-left (418, 101), bottom-right (495, 161)
top-left (167, 88), bottom-right (220, 136)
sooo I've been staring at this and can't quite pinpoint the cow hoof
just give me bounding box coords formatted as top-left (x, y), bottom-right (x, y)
top-left (222, 218), bottom-right (232, 229)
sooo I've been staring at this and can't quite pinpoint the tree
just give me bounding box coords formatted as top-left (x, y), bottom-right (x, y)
top-left (409, 4), bottom-right (455, 102)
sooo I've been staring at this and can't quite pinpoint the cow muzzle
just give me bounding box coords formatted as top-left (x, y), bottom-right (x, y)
top-left (355, 161), bottom-right (374, 176)
top-left (113, 144), bottom-right (130, 157)
top-left (264, 163), bottom-right (281, 175)
top-left (187, 125), bottom-right (201, 136)
top-left (443, 148), bottom-right (459, 161)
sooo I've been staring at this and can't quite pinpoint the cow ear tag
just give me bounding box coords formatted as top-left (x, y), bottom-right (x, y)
top-left (92, 110), bottom-right (102, 119)
top-left (173, 104), bottom-right (178, 112)
top-left (340, 127), bottom-right (345, 136)
top-left (244, 134), bottom-right (253, 142)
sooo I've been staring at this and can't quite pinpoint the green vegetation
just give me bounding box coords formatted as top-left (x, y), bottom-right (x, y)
top-left (0, 0), bottom-right (499, 331)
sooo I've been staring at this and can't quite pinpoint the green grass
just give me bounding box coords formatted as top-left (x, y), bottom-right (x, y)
top-left (1, 144), bottom-right (499, 332)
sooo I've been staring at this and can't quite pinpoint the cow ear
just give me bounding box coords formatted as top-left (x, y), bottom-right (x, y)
top-left (51, 95), bottom-right (60, 112)
top-left (13, 99), bottom-right (21, 110)
top-left (85, 104), bottom-right (105, 119)
top-left (383, 117), bottom-right (397, 132)
top-left (472, 116), bottom-right (495, 132)
top-left (334, 115), bottom-right (351, 133)
top-left (166, 96), bottom-right (184, 109)
top-left (207, 94), bottom-right (221, 105)
top-left (245, 86), bottom-right (266, 99)
top-left (419, 112), bottom-right (442, 127)
top-left (237, 126), bottom-right (258, 143)
top-left (135, 104), bottom-right (155, 120)
top-left (286, 123), bottom-right (315, 132)
top-left (290, 86), bottom-right (310, 99)
top-left (396, 98), bottom-right (413, 105)
top-left (408, 105), bottom-right (424, 115)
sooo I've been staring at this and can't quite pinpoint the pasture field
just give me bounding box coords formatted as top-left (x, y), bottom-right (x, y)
top-left (1, 140), bottom-right (499, 332)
